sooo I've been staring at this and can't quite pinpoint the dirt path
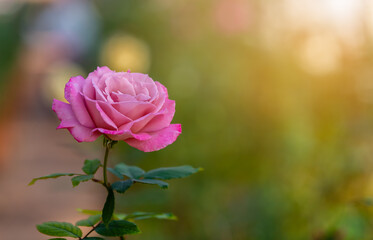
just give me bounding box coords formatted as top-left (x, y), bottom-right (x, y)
top-left (0, 106), bottom-right (106, 239)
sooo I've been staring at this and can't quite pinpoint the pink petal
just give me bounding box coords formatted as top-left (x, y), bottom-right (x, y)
top-left (94, 128), bottom-right (152, 141)
top-left (111, 92), bottom-right (137, 102)
top-left (95, 102), bottom-right (118, 129)
top-left (82, 67), bottom-right (112, 100)
top-left (130, 73), bottom-right (157, 100)
top-left (151, 81), bottom-right (167, 112)
top-left (112, 101), bottom-right (156, 120)
top-left (130, 112), bottom-right (159, 133)
top-left (88, 67), bottom-right (113, 101)
top-left (64, 76), bottom-right (82, 103)
top-left (52, 99), bottom-right (100, 142)
top-left (84, 96), bottom-right (117, 130)
top-left (130, 99), bottom-right (175, 133)
top-left (65, 76), bottom-right (95, 128)
top-left (125, 124), bottom-right (182, 152)
top-left (136, 93), bottom-right (151, 101)
top-left (92, 78), bottom-right (106, 101)
top-left (52, 99), bottom-right (77, 128)
top-left (69, 125), bottom-right (101, 143)
top-left (141, 99), bottom-right (176, 132)
top-left (97, 101), bottom-right (132, 127)
top-left (82, 78), bottom-right (95, 99)
top-left (105, 72), bottom-right (135, 96)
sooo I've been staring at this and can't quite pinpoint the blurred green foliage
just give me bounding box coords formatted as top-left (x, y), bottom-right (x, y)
top-left (3, 0), bottom-right (373, 239)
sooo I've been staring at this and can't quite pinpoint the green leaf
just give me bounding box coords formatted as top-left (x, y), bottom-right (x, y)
top-left (76, 214), bottom-right (101, 227)
top-left (102, 188), bottom-right (115, 226)
top-left (114, 163), bottom-right (145, 179)
top-left (77, 209), bottom-right (101, 215)
top-left (36, 221), bottom-right (82, 238)
top-left (111, 180), bottom-right (133, 193)
top-left (108, 168), bottom-right (124, 179)
top-left (29, 173), bottom-right (77, 185)
top-left (95, 220), bottom-right (140, 236)
top-left (125, 212), bottom-right (177, 220)
top-left (133, 179), bottom-right (169, 189)
top-left (144, 165), bottom-right (202, 180)
top-left (82, 159), bottom-right (101, 175)
top-left (71, 175), bottom-right (94, 187)
top-left (83, 238), bottom-right (105, 240)
top-left (113, 213), bottom-right (127, 220)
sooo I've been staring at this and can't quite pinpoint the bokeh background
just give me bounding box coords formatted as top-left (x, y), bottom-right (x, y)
top-left (2, 0), bottom-right (373, 239)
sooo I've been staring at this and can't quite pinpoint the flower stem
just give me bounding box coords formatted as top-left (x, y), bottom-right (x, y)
top-left (103, 143), bottom-right (110, 187)
top-left (83, 221), bottom-right (102, 239)
top-left (102, 138), bottom-right (117, 187)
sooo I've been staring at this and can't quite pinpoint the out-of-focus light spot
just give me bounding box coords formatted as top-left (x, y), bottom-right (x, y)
top-left (297, 33), bottom-right (342, 75)
top-left (100, 34), bottom-right (151, 73)
top-left (284, 0), bottom-right (362, 32)
top-left (42, 61), bottom-right (85, 103)
top-left (213, 0), bottom-right (253, 35)
top-left (324, 0), bottom-right (360, 25)
top-left (260, 0), bottom-right (363, 52)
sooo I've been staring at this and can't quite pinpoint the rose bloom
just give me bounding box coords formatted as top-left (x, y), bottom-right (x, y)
top-left (52, 66), bottom-right (181, 152)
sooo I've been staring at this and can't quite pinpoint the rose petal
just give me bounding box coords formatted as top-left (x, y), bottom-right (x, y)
top-left (89, 67), bottom-right (113, 101)
top-left (105, 72), bottom-right (135, 96)
top-left (125, 124), bottom-right (182, 152)
top-left (69, 125), bottom-right (101, 143)
top-left (52, 99), bottom-right (100, 142)
top-left (94, 128), bottom-right (152, 141)
top-left (112, 101), bottom-right (156, 120)
top-left (111, 92), bottom-right (137, 102)
top-left (140, 99), bottom-right (176, 132)
top-left (92, 78), bottom-right (106, 101)
top-left (150, 81), bottom-right (167, 112)
top-left (52, 99), bottom-right (77, 128)
top-left (82, 78), bottom-right (95, 100)
top-left (95, 102), bottom-right (118, 129)
top-left (97, 101), bottom-right (132, 127)
top-left (130, 73), bottom-right (157, 99)
top-left (130, 99), bottom-right (175, 133)
top-left (65, 76), bottom-right (95, 128)
top-left (84, 96), bottom-right (117, 130)
top-left (136, 93), bottom-right (151, 101)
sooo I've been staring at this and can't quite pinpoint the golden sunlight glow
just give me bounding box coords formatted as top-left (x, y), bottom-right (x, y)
top-left (258, 0), bottom-right (364, 75)
top-left (285, 0), bottom-right (363, 45)
top-left (100, 34), bottom-right (151, 73)
top-left (297, 32), bottom-right (342, 75)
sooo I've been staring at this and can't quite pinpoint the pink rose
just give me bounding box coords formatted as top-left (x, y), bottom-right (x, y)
top-left (52, 66), bottom-right (181, 152)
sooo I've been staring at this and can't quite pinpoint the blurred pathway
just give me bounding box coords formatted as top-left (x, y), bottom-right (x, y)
top-left (0, 104), bottom-right (105, 240)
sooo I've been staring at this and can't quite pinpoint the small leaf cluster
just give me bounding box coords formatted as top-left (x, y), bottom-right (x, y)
top-left (36, 219), bottom-right (138, 239)
top-left (29, 159), bottom-right (102, 187)
top-left (36, 209), bottom-right (177, 239)
top-left (109, 164), bottom-right (203, 193)
top-left (30, 157), bottom-right (202, 239)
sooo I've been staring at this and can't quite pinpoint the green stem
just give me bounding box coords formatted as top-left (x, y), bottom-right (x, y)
top-left (103, 143), bottom-right (110, 187)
